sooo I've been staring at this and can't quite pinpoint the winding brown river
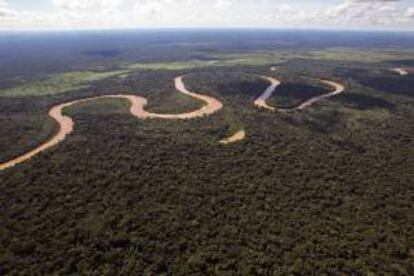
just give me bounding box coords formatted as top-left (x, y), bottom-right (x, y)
top-left (0, 76), bottom-right (223, 170)
top-left (255, 76), bottom-right (345, 112)
top-left (0, 71), bottom-right (347, 170)
top-left (254, 76), bottom-right (282, 111)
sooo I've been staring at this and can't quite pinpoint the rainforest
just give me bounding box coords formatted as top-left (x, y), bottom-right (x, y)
top-left (0, 29), bottom-right (413, 275)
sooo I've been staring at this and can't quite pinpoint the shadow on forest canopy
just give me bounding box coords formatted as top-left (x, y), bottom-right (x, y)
top-left (335, 92), bottom-right (395, 111)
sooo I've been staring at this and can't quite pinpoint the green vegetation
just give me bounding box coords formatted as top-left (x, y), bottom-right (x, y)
top-left (0, 51), bottom-right (413, 275)
top-left (146, 90), bottom-right (205, 114)
top-left (212, 48), bottom-right (414, 65)
top-left (0, 70), bottom-right (127, 97)
top-left (66, 98), bottom-right (131, 116)
top-left (0, 106), bottom-right (57, 163)
top-left (126, 60), bottom-right (210, 70)
top-left (117, 47), bottom-right (414, 73)
top-left (267, 77), bottom-right (329, 109)
top-left (209, 51), bottom-right (296, 65)
top-left (125, 57), bottom-right (280, 71)
top-left (309, 47), bottom-right (414, 63)
top-left (3, 46), bottom-right (414, 99)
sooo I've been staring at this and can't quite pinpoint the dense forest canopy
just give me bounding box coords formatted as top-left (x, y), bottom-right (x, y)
top-left (0, 30), bottom-right (413, 275)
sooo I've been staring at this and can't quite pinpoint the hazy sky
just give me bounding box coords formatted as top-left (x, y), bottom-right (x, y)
top-left (1, 0), bottom-right (414, 30)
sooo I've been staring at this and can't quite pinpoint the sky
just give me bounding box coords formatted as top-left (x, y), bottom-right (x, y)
top-left (0, 0), bottom-right (414, 30)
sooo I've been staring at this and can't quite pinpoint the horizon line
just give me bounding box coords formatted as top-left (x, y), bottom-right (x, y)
top-left (1, 26), bottom-right (414, 34)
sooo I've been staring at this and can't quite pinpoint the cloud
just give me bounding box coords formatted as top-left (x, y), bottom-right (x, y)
top-left (131, 0), bottom-right (204, 26)
top-left (265, 0), bottom-right (413, 28)
top-left (0, 0), bottom-right (15, 19)
top-left (133, 0), bottom-right (163, 15)
top-left (215, 0), bottom-right (234, 10)
top-left (407, 7), bottom-right (414, 17)
top-left (0, 0), bottom-right (414, 29)
top-left (0, 0), bottom-right (128, 29)
top-left (52, 0), bottom-right (124, 19)
top-left (133, 0), bottom-right (198, 16)
top-left (324, 1), bottom-right (398, 25)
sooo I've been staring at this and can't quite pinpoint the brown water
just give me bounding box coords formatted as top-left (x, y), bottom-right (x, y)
top-left (0, 76), bottom-right (223, 170)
